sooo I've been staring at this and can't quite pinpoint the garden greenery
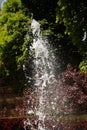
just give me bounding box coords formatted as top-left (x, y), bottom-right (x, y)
top-left (0, 0), bottom-right (87, 92)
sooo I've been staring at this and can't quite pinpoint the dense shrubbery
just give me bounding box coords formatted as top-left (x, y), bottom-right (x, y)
top-left (61, 64), bottom-right (87, 114)
top-left (16, 64), bottom-right (87, 118)
top-left (0, 0), bottom-right (31, 91)
top-left (0, 118), bottom-right (24, 130)
top-left (56, 0), bottom-right (87, 72)
top-left (15, 64), bottom-right (87, 130)
top-left (0, 118), bottom-right (87, 130)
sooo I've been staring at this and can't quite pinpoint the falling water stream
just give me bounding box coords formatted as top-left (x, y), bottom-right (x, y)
top-left (0, 0), bottom-right (7, 8)
top-left (30, 19), bottom-right (57, 130)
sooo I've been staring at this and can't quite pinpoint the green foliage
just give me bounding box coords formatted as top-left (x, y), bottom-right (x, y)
top-left (56, 0), bottom-right (87, 72)
top-left (79, 61), bottom-right (87, 73)
top-left (39, 19), bottom-right (54, 36)
top-left (0, 0), bottom-right (86, 89)
top-left (0, 0), bottom-right (31, 90)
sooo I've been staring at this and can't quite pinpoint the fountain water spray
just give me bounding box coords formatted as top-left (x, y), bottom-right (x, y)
top-left (23, 18), bottom-right (62, 130)
top-left (30, 19), bottom-right (57, 130)
top-left (0, 0), bottom-right (7, 8)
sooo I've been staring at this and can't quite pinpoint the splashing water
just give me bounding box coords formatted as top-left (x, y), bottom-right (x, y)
top-left (30, 19), bottom-right (58, 130)
top-left (0, 0), bottom-right (7, 8)
top-left (25, 19), bottom-right (61, 130)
